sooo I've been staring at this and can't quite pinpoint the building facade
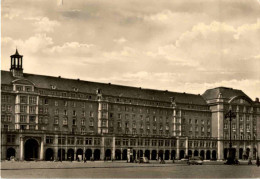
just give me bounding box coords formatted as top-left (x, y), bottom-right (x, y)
top-left (1, 50), bottom-right (260, 161)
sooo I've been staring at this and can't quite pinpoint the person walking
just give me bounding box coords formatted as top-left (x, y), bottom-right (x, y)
top-left (256, 156), bottom-right (260, 167)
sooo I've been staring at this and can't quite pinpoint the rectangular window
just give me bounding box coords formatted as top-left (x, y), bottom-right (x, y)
top-left (89, 119), bottom-right (94, 126)
top-left (20, 96), bottom-right (27, 103)
top-left (145, 139), bottom-right (150, 146)
top-left (29, 106), bottom-right (36, 114)
top-left (29, 116), bottom-right (35, 123)
top-left (54, 117), bottom-right (59, 124)
top-left (29, 96), bottom-right (36, 104)
top-left (16, 85), bottom-right (23, 91)
top-left (115, 139), bottom-right (121, 146)
top-left (90, 111), bottom-right (94, 117)
top-left (58, 137), bottom-right (66, 145)
top-left (85, 138), bottom-right (92, 145)
top-left (67, 137), bottom-right (75, 145)
top-left (55, 109), bottom-right (59, 115)
top-left (7, 135), bottom-right (15, 143)
top-left (55, 101), bottom-right (58, 106)
top-left (46, 136), bottom-right (54, 144)
top-left (63, 117), bottom-right (68, 125)
top-left (94, 138), bottom-right (101, 145)
top-left (20, 105), bottom-right (27, 113)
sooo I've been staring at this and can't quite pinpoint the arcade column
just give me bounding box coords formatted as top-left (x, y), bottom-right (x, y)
top-left (20, 137), bottom-right (24, 160)
top-left (40, 138), bottom-right (44, 160)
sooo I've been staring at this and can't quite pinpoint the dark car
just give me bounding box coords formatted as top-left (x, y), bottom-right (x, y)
top-left (187, 157), bottom-right (203, 165)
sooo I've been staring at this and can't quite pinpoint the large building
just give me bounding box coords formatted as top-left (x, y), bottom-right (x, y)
top-left (1, 50), bottom-right (260, 161)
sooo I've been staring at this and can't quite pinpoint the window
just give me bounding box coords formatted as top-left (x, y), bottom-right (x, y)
top-left (102, 112), bottom-right (107, 118)
top-left (25, 86), bottom-right (32, 92)
top-left (55, 109), bottom-right (59, 115)
top-left (201, 127), bottom-right (204, 132)
top-left (195, 119), bottom-right (198, 124)
top-left (55, 101), bottom-right (58, 106)
top-left (122, 139), bottom-right (128, 146)
top-left (16, 85), bottom-right (23, 91)
top-left (80, 128), bottom-right (85, 134)
top-left (29, 106), bottom-right (36, 114)
top-left (189, 119), bottom-right (192, 124)
top-left (29, 97), bottom-right (36, 104)
top-left (20, 115), bottom-right (26, 122)
top-left (20, 96), bottom-right (27, 103)
top-left (64, 110), bottom-right (67, 116)
top-left (64, 101), bottom-right (68, 106)
top-left (7, 135), bottom-right (15, 143)
top-left (77, 138), bottom-right (83, 145)
top-left (94, 138), bottom-right (101, 145)
top-left (81, 119), bottom-right (85, 125)
top-left (54, 117), bottom-right (59, 124)
top-left (82, 111), bottom-right (85, 117)
top-left (73, 110), bottom-right (77, 116)
top-left (115, 139), bottom-right (121, 146)
top-left (46, 136), bottom-right (54, 144)
top-left (90, 111), bottom-right (94, 117)
top-left (102, 120), bottom-right (106, 127)
top-left (67, 137), bottom-right (75, 145)
top-left (89, 119), bottom-right (94, 126)
top-left (85, 138), bottom-right (92, 145)
top-left (72, 102), bottom-right (76, 107)
top-left (29, 116), bottom-right (35, 123)
top-left (224, 123), bottom-right (228, 129)
top-left (145, 139), bottom-right (150, 146)
top-left (43, 107), bottom-right (48, 114)
top-left (29, 125), bottom-right (35, 130)
top-left (118, 113), bottom-right (121, 119)
top-left (159, 140), bottom-right (164, 146)
top-left (20, 105), bottom-right (27, 113)
top-left (58, 137), bottom-right (66, 145)
top-left (63, 117), bottom-right (68, 125)
top-left (152, 140), bottom-right (157, 146)
top-left (232, 123), bottom-right (236, 130)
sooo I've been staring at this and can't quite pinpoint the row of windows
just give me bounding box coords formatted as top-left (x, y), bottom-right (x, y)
top-left (188, 126), bottom-right (211, 132)
top-left (15, 85), bottom-right (33, 92)
top-left (188, 118), bottom-right (210, 125)
top-left (223, 133), bottom-right (256, 140)
top-left (224, 123), bottom-right (256, 130)
top-left (46, 136), bottom-right (101, 145)
top-left (188, 141), bottom-right (217, 147)
top-left (115, 139), bottom-right (176, 147)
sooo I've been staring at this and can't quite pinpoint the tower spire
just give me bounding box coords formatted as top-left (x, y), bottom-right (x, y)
top-left (10, 48), bottom-right (23, 77)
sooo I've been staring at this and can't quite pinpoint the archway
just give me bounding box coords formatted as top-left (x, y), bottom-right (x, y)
top-left (158, 150), bottom-right (164, 160)
top-left (145, 150), bottom-right (150, 159)
top-left (45, 148), bottom-right (54, 161)
top-left (67, 149), bottom-right (74, 161)
top-left (224, 148), bottom-right (228, 159)
top-left (171, 150), bottom-right (176, 160)
top-left (105, 149), bottom-right (111, 160)
top-left (239, 148), bottom-right (243, 159)
top-left (246, 148), bottom-right (250, 160)
top-left (200, 150), bottom-right (205, 160)
top-left (58, 148), bottom-right (65, 161)
top-left (76, 149), bottom-right (83, 160)
top-left (85, 149), bottom-right (92, 160)
top-left (206, 150), bottom-right (211, 160)
top-left (194, 150), bottom-right (199, 157)
top-left (180, 150), bottom-right (185, 159)
top-left (115, 149), bottom-right (121, 160)
top-left (253, 148), bottom-right (257, 160)
top-left (6, 147), bottom-right (16, 160)
top-left (152, 150), bottom-right (157, 160)
top-left (94, 149), bottom-right (100, 160)
top-left (25, 139), bottom-right (39, 160)
top-left (133, 150), bottom-right (136, 160)
top-left (137, 150), bottom-right (143, 158)
top-left (212, 150), bottom-right (217, 160)
top-left (188, 150), bottom-right (192, 157)
top-left (122, 149), bottom-right (127, 160)
top-left (165, 150), bottom-right (170, 160)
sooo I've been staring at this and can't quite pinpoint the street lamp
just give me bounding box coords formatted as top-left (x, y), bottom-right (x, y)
top-left (224, 109), bottom-right (236, 164)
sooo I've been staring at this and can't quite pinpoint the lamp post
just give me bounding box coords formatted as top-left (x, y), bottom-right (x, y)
top-left (225, 109), bottom-right (236, 164)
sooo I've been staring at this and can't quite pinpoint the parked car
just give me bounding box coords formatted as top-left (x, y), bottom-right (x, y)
top-left (135, 157), bottom-right (149, 163)
top-left (187, 157), bottom-right (203, 165)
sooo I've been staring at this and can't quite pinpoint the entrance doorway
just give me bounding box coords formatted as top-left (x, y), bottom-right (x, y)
top-left (24, 139), bottom-right (39, 161)
top-left (6, 148), bottom-right (16, 160)
top-left (45, 148), bottom-right (54, 161)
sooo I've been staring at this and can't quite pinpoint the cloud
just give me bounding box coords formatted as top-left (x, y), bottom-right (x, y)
top-left (113, 37), bottom-right (127, 44)
top-left (34, 17), bottom-right (60, 32)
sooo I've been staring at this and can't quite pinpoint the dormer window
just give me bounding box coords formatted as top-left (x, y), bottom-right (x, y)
top-left (50, 85), bottom-right (56, 89)
top-left (73, 87), bottom-right (78, 92)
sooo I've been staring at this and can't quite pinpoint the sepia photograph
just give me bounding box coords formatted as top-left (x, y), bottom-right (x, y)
top-left (1, 0), bottom-right (260, 178)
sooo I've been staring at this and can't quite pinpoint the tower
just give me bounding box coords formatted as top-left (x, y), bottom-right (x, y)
top-left (10, 49), bottom-right (23, 77)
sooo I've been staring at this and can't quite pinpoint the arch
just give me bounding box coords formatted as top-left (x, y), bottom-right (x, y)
top-left (206, 150), bottom-right (211, 160)
top-left (239, 148), bottom-right (243, 159)
top-left (85, 149), bottom-right (92, 160)
top-left (158, 150), bottom-right (164, 160)
top-left (25, 138), bottom-right (39, 161)
top-left (115, 149), bottom-right (121, 160)
top-left (137, 150), bottom-right (143, 159)
top-left (224, 148), bottom-right (228, 159)
top-left (45, 148), bottom-right (54, 161)
top-left (122, 149), bottom-right (127, 160)
top-left (180, 150), bottom-right (185, 159)
top-left (6, 147), bottom-right (16, 160)
top-left (145, 150), bottom-right (150, 160)
top-left (246, 148), bottom-right (250, 159)
top-left (133, 150), bottom-right (136, 160)
top-left (253, 148), bottom-right (257, 160)
top-left (212, 150), bottom-right (217, 160)
top-left (94, 149), bottom-right (100, 160)
top-left (194, 150), bottom-right (199, 157)
top-left (152, 150), bottom-right (157, 160)
top-left (171, 150), bottom-right (176, 160)
top-left (58, 148), bottom-right (65, 161)
top-left (200, 150), bottom-right (205, 160)
top-left (229, 95), bottom-right (253, 105)
top-left (76, 149), bottom-right (84, 160)
top-left (165, 150), bottom-right (170, 160)
top-left (105, 149), bottom-right (111, 160)
top-left (67, 149), bottom-right (74, 161)
top-left (188, 150), bottom-right (192, 157)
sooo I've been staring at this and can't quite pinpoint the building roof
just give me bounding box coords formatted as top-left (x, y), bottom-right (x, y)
top-left (202, 87), bottom-right (252, 101)
top-left (10, 49), bottom-right (23, 57)
top-left (1, 70), bottom-right (207, 105)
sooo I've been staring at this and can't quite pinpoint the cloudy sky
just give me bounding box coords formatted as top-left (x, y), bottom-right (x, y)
top-left (1, 0), bottom-right (260, 99)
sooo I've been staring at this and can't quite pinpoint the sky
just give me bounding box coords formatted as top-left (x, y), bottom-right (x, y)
top-left (1, 0), bottom-right (260, 99)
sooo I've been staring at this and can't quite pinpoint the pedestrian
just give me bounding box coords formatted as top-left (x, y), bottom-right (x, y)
top-left (256, 157), bottom-right (260, 167)
top-left (84, 157), bottom-right (87, 163)
top-left (248, 157), bottom-right (252, 165)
